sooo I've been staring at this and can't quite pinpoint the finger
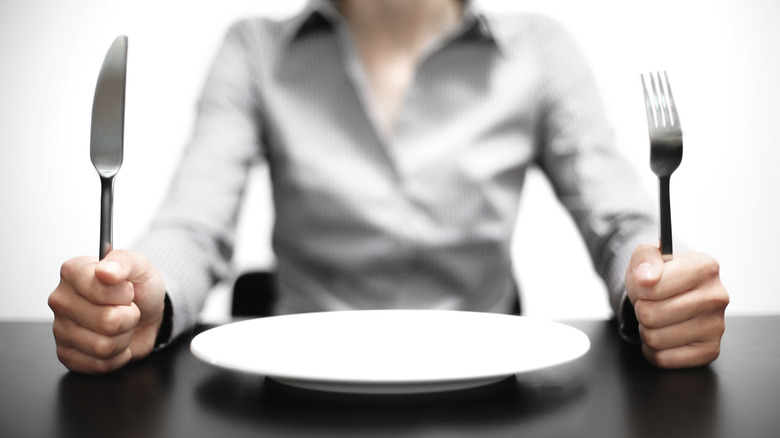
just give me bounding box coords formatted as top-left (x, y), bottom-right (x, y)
top-left (633, 282), bottom-right (729, 329)
top-left (638, 313), bottom-right (726, 351)
top-left (58, 259), bottom-right (134, 306)
top-left (648, 252), bottom-right (721, 301)
top-left (642, 339), bottom-right (722, 369)
top-left (53, 317), bottom-right (135, 359)
top-left (49, 288), bottom-right (140, 336)
top-left (56, 344), bottom-right (132, 375)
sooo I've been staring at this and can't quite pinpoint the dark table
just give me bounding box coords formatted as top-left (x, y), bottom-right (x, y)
top-left (1, 316), bottom-right (777, 438)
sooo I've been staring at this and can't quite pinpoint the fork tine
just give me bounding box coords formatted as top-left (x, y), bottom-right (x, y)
top-left (663, 71), bottom-right (680, 128)
top-left (649, 73), bottom-right (663, 127)
top-left (657, 71), bottom-right (673, 127)
top-left (652, 71), bottom-right (669, 127)
top-left (641, 74), bottom-right (656, 129)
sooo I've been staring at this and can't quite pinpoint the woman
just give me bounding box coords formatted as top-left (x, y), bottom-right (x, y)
top-left (49, 0), bottom-right (728, 374)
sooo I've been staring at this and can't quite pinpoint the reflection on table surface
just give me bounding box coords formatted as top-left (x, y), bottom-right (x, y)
top-left (1, 316), bottom-right (778, 438)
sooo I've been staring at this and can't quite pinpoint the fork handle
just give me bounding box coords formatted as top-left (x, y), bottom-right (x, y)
top-left (658, 176), bottom-right (673, 260)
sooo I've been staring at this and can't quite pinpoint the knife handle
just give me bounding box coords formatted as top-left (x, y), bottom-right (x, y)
top-left (99, 176), bottom-right (114, 260)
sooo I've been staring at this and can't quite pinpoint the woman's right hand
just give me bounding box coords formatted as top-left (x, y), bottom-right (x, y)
top-left (48, 250), bottom-right (167, 374)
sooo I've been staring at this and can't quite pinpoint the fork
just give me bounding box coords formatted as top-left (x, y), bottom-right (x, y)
top-left (642, 71), bottom-right (683, 261)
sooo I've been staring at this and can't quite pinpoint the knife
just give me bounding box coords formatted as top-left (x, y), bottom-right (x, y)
top-left (90, 35), bottom-right (128, 260)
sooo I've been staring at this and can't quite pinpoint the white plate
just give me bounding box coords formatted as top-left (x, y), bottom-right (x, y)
top-left (191, 310), bottom-right (590, 394)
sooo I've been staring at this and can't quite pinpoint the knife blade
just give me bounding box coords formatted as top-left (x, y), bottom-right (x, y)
top-left (90, 35), bottom-right (128, 259)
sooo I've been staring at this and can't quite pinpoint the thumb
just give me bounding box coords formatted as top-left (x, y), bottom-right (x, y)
top-left (94, 249), bottom-right (158, 287)
top-left (627, 243), bottom-right (665, 300)
top-left (96, 249), bottom-right (166, 316)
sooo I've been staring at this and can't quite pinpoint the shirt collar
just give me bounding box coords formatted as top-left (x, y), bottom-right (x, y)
top-left (279, 0), bottom-right (509, 55)
top-left (277, 0), bottom-right (342, 48)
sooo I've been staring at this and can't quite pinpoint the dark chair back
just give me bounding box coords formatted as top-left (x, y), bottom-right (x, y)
top-left (231, 271), bottom-right (276, 317)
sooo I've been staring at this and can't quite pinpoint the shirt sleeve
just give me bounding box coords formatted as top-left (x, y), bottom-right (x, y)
top-left (532, 17), bottom-right (657, 334)
top-left (135, 21), bottom-right (263, 342)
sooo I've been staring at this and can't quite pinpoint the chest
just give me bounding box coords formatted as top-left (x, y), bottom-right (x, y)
top-left (357, 50), bottom-right (418, 139)
top-left (258, 31), bottom-right (542, 187)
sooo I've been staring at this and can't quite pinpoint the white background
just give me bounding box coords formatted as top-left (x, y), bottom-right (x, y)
top-left (1, 0), bottom-right (778, 321)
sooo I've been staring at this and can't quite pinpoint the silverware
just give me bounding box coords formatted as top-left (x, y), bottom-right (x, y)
top-left (642, 71), bottom-right (683, 261)
top-left (90, 36), bottom-right (128, 259)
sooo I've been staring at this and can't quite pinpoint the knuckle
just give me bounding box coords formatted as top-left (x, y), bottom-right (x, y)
top-left (688, 343), bottom-right (721, 368)
top-left (59, 260), bottom-right (75, 280)
top-left (92, 336), bottom-right (119, 359)
top-left (644, 347), bottom-right (677, 369)
top-left (100, 309), bottom-right (126, 335)
top-left (641, 345), bottom-right (664, 367)
top-left (59, 257), bottom-right (89, 281)
top-left (47, 291), bottom-right (64, 313)
top-left (51, 319), bottom-right (67, 342)
top-left (714, 288), bottom-right (730, 308)
top-left (126, 304), bottom-right (141, 327)
top-left (56, 346), bottom-right (82, 371)
top-left (98, 281), bottom-right (134, 306)
top-left (703, 287), bottom-right (730, 314)
top-left (706, 342), bottom-right (722, 363)
top-left (694, 253), bottom-right (721, 279)
top-left (639, 327), bottom-right (659, 349)
top-left (93, 285), bottom-right (112, 305)
top-left (712, 318), bottom-right (727, 337)
top-left (56, 350), bottom-right (74, 371)
top-left (652, 354), bottom-right (675, 369)
top-left (633, 301), bottom-right (659, 328)
top-left (55, 345), bottom-right (70, 363)
top-left (704, 255), bottom-right (721, 277)
top-left (90, 358), bottom-right (117, 375)
top-left (632, 299), bottom-right (644, 320)
top-left (119, 281), bottom-right (135, 303)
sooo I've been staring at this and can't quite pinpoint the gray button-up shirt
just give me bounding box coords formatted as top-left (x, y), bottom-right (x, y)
top-left (138, 0), bottom-right (656, 340)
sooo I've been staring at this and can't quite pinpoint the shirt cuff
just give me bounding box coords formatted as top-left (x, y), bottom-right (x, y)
top-left (617, 291), bottom-right (641, 345)
top-left (153, 293), bottom-right (174, 349)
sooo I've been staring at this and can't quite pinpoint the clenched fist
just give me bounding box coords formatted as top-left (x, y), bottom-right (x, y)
top-left (626, 244), bottom-right (729, 368)
top-left (48, 250), bottom-right (166, 374)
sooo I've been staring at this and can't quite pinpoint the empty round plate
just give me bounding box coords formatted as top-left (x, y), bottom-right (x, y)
top-left (191, 310), bottom-right (590, 394)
